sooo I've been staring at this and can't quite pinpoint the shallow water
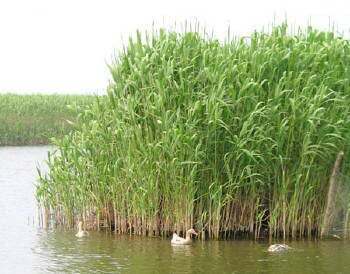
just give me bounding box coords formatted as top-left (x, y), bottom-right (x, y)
top-left (0, 146), bottom-right (349, 274)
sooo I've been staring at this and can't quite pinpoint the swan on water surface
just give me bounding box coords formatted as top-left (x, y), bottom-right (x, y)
top-left (75, 221), bottom-right (89, 238)
top-left (268, 244), bottom-right (291, 252)
top-left (171, 229), bottom-right (198, 245)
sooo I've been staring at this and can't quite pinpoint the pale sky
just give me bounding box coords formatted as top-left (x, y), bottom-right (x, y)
top-left (0, 0), bottom-right (349, 94)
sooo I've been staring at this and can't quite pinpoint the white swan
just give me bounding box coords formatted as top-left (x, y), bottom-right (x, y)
top-left (268, 244), bottom-right (290, 252)
top-left (75, 221), bottom-right (89, 238)
top-left (171, 229), bottom-right (198, 245)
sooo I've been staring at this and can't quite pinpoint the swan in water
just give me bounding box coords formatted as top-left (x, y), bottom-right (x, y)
top-left (171, 229), bottom-right (198, 245)
top-left (75, 221), bottom-right (89, 238)
top-left (268, 244), bottom-right (290, 252)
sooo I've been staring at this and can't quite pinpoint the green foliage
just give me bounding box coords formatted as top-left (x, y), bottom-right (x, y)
top-left (37, 25), bottom-right (350, 239)
top-left (0, 94), bottom-right (97, 145)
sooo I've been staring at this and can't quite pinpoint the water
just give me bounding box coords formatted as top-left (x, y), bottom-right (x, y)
top-left (1, 146), bottom-right (350, 274)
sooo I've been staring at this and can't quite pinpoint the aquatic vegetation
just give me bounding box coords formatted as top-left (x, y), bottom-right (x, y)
top-left (37, 24), bottom-right (350, 239)
top-left (0, 94), bottom-right (97, 145)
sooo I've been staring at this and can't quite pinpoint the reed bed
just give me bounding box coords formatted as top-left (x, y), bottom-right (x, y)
top-left (0, 94), bottom-right (97, 145)
top-left (37, 25), bottom-right (350, 239)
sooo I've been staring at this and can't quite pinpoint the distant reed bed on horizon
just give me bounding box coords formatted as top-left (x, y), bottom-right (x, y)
top-left (0, 94), bottom-right (97, 145)
top-left (37, 25), bottom-right (350, 239)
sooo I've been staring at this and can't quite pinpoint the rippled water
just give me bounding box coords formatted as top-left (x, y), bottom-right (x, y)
top-left (0, 146), bottom-right (350, 273)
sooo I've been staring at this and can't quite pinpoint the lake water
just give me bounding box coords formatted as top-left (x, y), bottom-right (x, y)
top-left (1, 146), bottom-right (350, 273)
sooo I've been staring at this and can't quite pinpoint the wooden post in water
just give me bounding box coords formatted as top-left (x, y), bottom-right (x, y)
top-left (42, 206), bottom-right (49, 229)
top-left (321, 151), bottom-right (344, 238)
top-left (344, 211), bottom-right (350, 239)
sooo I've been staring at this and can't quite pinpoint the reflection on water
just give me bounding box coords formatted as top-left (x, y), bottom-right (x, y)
top-left (0, 146), bottom-right (50, 273)
top-left (171, 244), bottom-right (193, 256)
top-left (1, 146), bottom-right (350, 273)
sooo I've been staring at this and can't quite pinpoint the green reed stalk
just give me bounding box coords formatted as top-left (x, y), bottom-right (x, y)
top-left (37, 24), bottom-right (350, 239)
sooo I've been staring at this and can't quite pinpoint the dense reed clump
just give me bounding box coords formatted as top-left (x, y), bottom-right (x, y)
top-left (37, 25), bottom-right (350, 239)
top-left (0, 94), bottom-right (97, 145)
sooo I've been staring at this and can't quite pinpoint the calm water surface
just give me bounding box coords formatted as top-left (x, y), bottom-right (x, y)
top-left (0, 146), bottom-right (349, 274)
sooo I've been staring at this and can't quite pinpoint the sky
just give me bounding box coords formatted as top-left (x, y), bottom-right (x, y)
top-left (0, 0), bottom-right (349, 95)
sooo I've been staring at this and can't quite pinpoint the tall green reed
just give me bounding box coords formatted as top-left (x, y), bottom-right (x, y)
top-left (37, 24), bottom-right (350, 239)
